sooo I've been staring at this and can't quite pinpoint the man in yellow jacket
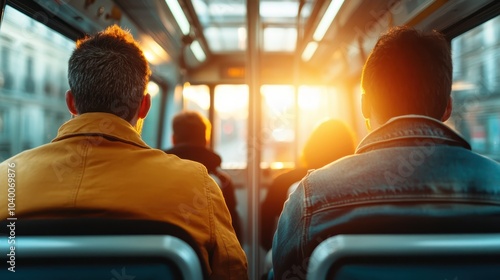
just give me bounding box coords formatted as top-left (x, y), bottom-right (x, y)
top-left (0, 25), bottom-right (247, 279)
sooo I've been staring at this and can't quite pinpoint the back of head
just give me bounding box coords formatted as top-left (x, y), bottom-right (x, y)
top-left (301, 119), bottom-right (356, 169)
top-left (68, 25), bottom-right (151, 122)
top-left (172, 111), bottom-right (211, 146)
top-left (361, 26), bottom-right (452, 122)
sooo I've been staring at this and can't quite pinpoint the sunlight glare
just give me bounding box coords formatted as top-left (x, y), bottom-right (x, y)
top-left (147, 81), bottom-right (160, 97)
top-left (270, 161), bottom-right (285, 169)
top-left (298, 86), bottom-right (323, 110)
top-left (262, 85), bottom-right (294, 112)
top-left (183, 85), bottom-right (210, 110)
top-left (215, 85), bottom-right (249, 115)
top-left (140, 36), bottom-right (170, 64)
top-left (238, 27), bottom-right (247, 50)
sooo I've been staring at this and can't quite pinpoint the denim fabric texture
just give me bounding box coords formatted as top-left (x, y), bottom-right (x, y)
top-left (272, 115), bottom-right (500, 279)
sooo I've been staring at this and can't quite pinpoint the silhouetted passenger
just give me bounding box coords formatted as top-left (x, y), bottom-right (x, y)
top-left (0, 25), bottom-right (247, 279)
top-left (165, 111), bottom-right (242, 242)
top-left (272, 26), bottom-right (500, 278)
top-left (260, 119), bottom-right (356, 250)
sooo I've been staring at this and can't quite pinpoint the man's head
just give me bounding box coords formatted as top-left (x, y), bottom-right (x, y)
top-left (301, 119), bottom-right (356, 169)
top-left (361, 26), bottom-right (452, 125)
top-left (66, 25), bottom-right (152, 126)
top-left (172, 111), bottom-right (211, 147)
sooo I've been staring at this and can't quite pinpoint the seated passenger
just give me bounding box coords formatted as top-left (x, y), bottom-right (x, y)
top-left (0, 25), bottom-right (247, 279)
top-left (260, 119), bottom-right (356, 251)
top-left (165, 111), bottom-right (242, 242)
top-left (272, 26), bottom-right (500, 278)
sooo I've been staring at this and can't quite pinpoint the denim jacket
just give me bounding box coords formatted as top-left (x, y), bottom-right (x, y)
top-left (272, 115), bottom-right (500, 279)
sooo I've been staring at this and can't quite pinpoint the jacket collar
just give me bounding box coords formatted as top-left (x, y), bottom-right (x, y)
top-left (52, 113), bottom-right (150, 149)
top-left (356, 115), bottom-right (470, 154)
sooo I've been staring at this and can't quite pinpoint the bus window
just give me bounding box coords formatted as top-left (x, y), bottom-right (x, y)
top-left (182, 84), bottom-right (210, 118)
top-left (448, 14), bottom-right (500, 161)
top-left (258, 85), bottom-right (354, 170)
top-left (141, 81), bottom-right (162, 147)
top-left (297, 85), bottom-right (353, 164)
top-left (0, 5), bottom-right (74, 160)
top-left (261, 85), bottom-right (295, 169)
top-left (351, 84), bottom-right (367, 140)
top-left (214, 84), bottom-right (249, 169)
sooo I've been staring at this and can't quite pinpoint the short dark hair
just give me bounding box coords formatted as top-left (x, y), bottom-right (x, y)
top-left (172, 111), bottom-right (210, 146)
top-left (361, 26), bottom-right (452, 121)
top-left (68, 25), bottom-right (151, 122)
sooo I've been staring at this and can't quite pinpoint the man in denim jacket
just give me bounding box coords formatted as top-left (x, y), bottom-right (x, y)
top-left (272, 26), bottom-right (500, 279)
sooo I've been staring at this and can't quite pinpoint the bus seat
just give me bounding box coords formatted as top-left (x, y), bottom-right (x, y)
top-left (307, 234), bottom-right (500, 280)
top-left (0, 218), bottom-right (207, 280)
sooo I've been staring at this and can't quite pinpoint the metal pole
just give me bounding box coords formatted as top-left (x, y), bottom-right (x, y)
top-left (208, 84), bottom-right (215, 149)
top-left (294, 1), bottom-right (305, 167)
top-left (246, 0), bottom-right (261, 279)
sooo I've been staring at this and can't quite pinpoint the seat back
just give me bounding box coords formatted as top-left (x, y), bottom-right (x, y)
top-left (307, 234), bottom-right (500, 280)
top-left (0, 219), bottom-right (207, 280)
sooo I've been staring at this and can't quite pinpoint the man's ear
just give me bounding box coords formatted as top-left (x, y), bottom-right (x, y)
top-left (65, 90), bottom-right (78, 116)
top-left (441, 96), bottom-right (453, 122)
top-left (361, 94), bottom-right (371, 119)
top-left (137, 93), bottom-right (151, 119)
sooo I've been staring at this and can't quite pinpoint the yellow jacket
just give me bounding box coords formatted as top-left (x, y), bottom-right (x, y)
top-left (0, 113), bottom-right (248, 279)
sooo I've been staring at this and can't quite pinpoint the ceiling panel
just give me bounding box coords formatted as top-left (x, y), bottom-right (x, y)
top-left (192, 0), bottom-right (316, 53)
